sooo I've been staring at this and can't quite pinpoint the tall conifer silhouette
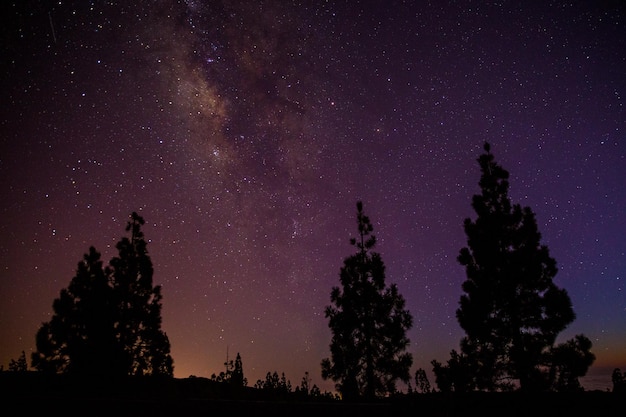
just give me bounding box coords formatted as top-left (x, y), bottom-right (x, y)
top-left (322, 201), bottom-right (413, 399)
top-left (109, 212), bottom-right (173, 376)
top-left (449, 143), bottom-right (593, 391)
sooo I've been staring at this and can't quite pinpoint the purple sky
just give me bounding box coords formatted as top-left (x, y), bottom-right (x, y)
top-left (1, 1), bottom-right (624, 392)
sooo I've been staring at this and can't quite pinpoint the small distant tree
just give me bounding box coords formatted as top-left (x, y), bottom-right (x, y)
top-left (321, 201), bottom-right (413, 400)
top-left (231, 352), bottom-right (246, 387)
top-left (310, 384), bottom-right (321, 397)
top-left (254, 371), bottom-right (292, 394)
top-left (8, 351), bottom-right (28, 372)
top-left (612, 368), bottom-right (626, 394)
top-left (549, 334), bottom-right (595, 392)
top-left (431, 350), bottom-right (477, 393)
top-left (212, 351), bottom-right (247, 386)
top-left (295, 371), bottom-right (312, 396)
top-left (414, 368), bottom-right (432, 394)
top-left (280, 372), bottom-right (292, 393)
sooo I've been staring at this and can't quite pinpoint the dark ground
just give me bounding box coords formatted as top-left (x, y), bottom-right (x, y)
top-left (1, 372), bottom-right (623, 417)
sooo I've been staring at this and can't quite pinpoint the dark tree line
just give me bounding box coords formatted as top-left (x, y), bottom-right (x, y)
top-left (204, 352), bottom-right (334, 400)
top-left (18, 144), bottom-right (599, 398)
top-left (31, 212), bottom-right (173, 378)
top-left (210, 351), bottom-right (247, 387)
top-left (5, 351), bottom-right (28, 372)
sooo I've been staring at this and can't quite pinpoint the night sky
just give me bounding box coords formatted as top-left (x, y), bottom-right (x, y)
top-left (1, 1), bottom-right (624, 392)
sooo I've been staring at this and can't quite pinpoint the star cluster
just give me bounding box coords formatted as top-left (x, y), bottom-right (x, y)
top-left (1, 1), bottom-right (624, 391)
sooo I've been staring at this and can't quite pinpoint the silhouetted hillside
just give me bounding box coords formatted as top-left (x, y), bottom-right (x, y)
top-left (0, 372), bottom-right (622, 416)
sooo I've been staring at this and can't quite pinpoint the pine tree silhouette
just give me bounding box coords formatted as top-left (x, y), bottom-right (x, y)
top-left (32, 246), bottom-right (121, 376)
top-left (109, 212), bottom-right (173, 376)
top-left (450, 143), bottom-right (592, 391)
top-left (321, 201), bottom-right (413, 399)
top-left (32, 213), bottom-right (173, 377)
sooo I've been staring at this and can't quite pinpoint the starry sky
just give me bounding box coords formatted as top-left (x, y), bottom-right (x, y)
top-left (1, 1), bottom-right (624, 392)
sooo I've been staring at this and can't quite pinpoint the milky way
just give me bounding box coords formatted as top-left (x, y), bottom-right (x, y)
top-left (1, 1), bottom-right (625, 391)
